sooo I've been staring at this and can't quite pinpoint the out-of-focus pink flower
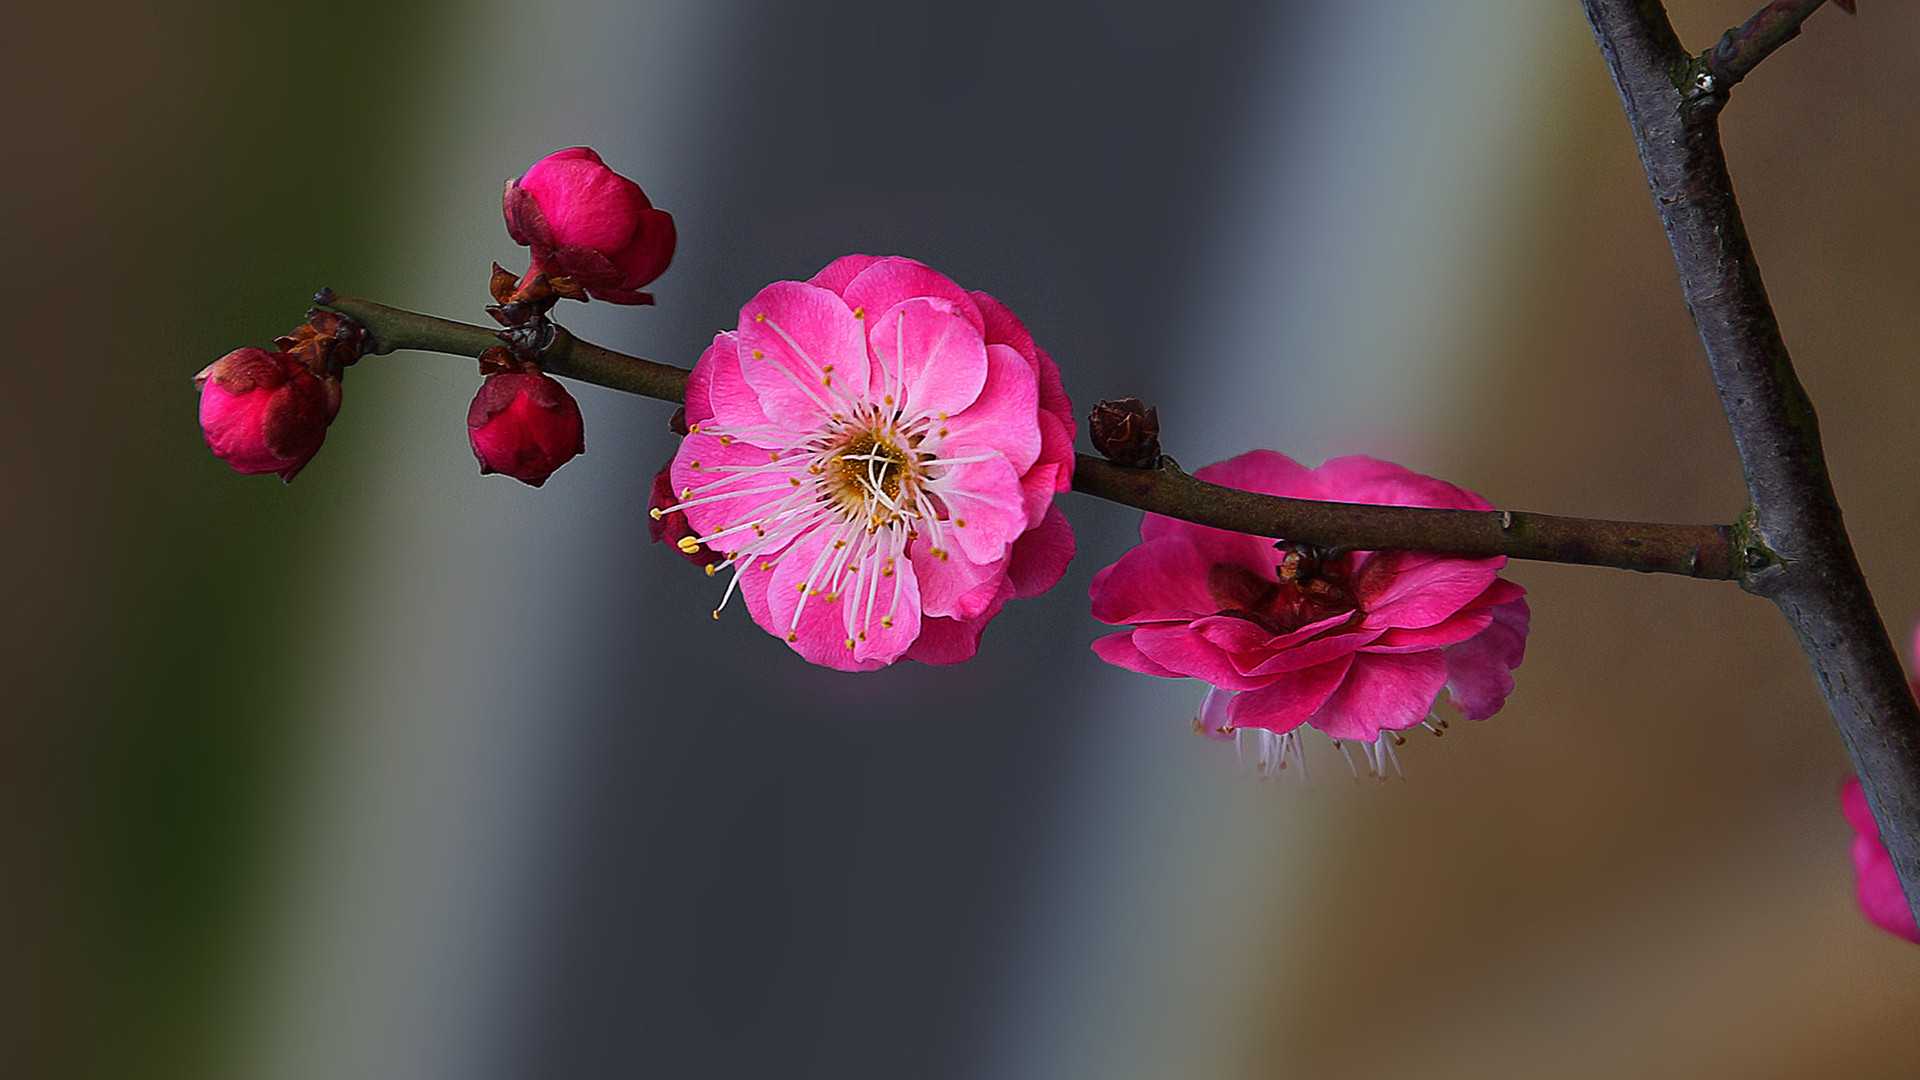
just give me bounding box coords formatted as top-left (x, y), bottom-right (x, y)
top-left (656, 255), bottom-right (1075, 671)
top-left (503, 146), bottom-right (676, 304)
top-left (1840, 777), bottom-right (1919, 944)
top-left (1089, 451), bottom-right (1528, 770)
top-left (467, 371), bottom-right (585, 487)
top-left (195, 347), bottom-right (341, 482)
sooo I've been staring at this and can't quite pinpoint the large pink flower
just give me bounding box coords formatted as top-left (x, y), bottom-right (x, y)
top-left (1089, 451), bottom-right (1528, 767)
top-left (657, 256), bottom-right (1075, 670)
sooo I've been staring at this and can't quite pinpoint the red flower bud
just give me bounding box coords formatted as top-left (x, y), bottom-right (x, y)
top-left (648, 462), bottom-right (723, 567)
top-left (194, 347), bottom-right (340, 482)
top-left (503, 147), bottom-right (675, 305)
top-left (466, 371), bottom-right (585, 487)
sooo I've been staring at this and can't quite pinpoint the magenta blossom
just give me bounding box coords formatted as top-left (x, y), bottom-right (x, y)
top-left (1840, 777), bottom-right (1919, 944)
top-left (656, 255), bottom-right (1075, 671)
top-left (1090, 451), bottom-right (1528, 769)
top-left (504, 146), bottom-right (676, 304)
top-left (195, 347), bottom-right (341, 482)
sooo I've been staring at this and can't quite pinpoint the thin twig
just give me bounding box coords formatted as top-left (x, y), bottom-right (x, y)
top-left (1707, 0), bottom-right (1847, 90)
top-left (1583, 0), bottom-right (1920, 921)
top-left (322, 294), bottom-right (1738, 579)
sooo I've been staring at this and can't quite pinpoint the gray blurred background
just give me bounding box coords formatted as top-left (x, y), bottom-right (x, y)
top-left (10, 1), bottom-right (1920, 1077)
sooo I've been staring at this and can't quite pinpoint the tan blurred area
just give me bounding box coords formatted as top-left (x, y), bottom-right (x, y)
top-left (1227, 4), bottom-right (1920, 1076)
top-left (7, 2), bottom-right (1918, 1078)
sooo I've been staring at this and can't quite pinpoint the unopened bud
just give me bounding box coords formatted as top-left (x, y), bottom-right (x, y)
top-left (502, 146), bottom-right (676, 306)
top-left (194, 347), bottom-right (340, 482)
top-left (466, 371), bottom-right (584, 487)
top-left (1088, 397), bottom-right (1161, 467)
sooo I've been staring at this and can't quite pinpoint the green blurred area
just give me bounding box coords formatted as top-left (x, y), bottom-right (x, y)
top-left (9, 5), bottom-right (443, 1076)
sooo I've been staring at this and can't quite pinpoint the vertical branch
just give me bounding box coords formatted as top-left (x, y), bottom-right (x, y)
top-left (1582, 0), bottom-right (1920, 921)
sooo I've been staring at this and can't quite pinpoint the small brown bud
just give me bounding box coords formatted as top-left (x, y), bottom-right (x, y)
top-left (1088, 397), bottom-right (1161, 467)
top-left (274, 307), bottom-right (370, 378)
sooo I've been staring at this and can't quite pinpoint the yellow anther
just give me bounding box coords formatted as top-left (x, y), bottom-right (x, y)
top-left (852, 306), bottom-right (865, 319)
top-left (826, 593), bottom-right (839, 602)
top-left (711, 609), bottom-right (721, 620)
top-left (752, 348), bottom-right (765, 359)
top-left (844, 638), bottom-right (855, 650)
top-left (823, 363), bottom-right (834, 373)
top-left (937, 411), bottom-right (948, 420)
top-left (690, 460), bottom-right (702, 470)
top-left (786, 632), bottom-right (798, 642)
top-left (688, 423), bottom-right (702, 433)
top-left (704, 563), bottom-right (718, 577)
top-left (857, 631), bottom-right (867, 642)
top-left (796, 582), bottom-right (807, 593)
top-left (821, 376), bottom-right (832, 387)
top-left (880, 616), bottom-right (893, 629)
top-left (955, 519), bottom-right (967, 528)
top-left (883, 395), bottom-right (894, 406)
top-left (790, 477), bottom-right (801, 487)
top-left (676, 536), bottom-right (701, 554)
top-left (754, 313), bottom-right (766, 323)
top-left (719, 435), bottom-right (733, 446)
top-left (649, 507), bottom-right (664, 520)
top-left (759, 561), bottom-right (774, 571)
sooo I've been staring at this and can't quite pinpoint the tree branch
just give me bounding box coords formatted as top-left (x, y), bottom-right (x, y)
top-left (1582, 0), bottom-right (1920, 921)
top-left (321, 294), bottom-right (1738, 580)
top-left (1707, 0), bottom-right (1848, 90)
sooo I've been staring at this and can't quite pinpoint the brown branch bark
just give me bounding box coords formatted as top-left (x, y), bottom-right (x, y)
top-left (321, 294), bottom-right (1738, 579)
top-left (1582, 0), bottom-right (1920, 921)
top-left (1707, 0), bottom-right (1848, 89)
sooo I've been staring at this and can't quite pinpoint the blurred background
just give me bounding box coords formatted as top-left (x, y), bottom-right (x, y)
top-left (10, 0), bottom-right (1920, 1076)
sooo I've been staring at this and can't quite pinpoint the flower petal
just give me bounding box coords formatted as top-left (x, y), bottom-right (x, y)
top-left (1311, 455), bottom-right (1492, 510)
top-left (867, 297), bottom-right (989, 421)
top-left (1132, 625), bottom-right (1272, 691)
top-left (1007, 505), bottom-right (1074, 599)
top-left (767, 527), bottom-right (920, 670)
top-left (1227, 656), bottom-right (1355, 734)
top-left (737, 280), bottom-right (870, 429)
top-left (1442, 594), bottom-right (1530, 720)
top-left (906, 585), bottom-right (1011, 665)
top-left (1088, 537), bottom-right (1221, 625)
top-left (808, 254), bottom-right (883, 297)
top-left (1307, 650), bottom-right (1449, 742)
top-left (668, 433), bottom-right (800, 541)
top-left (1090, 631), bottom-right (1180, 678)
top-left (844, 256), bottom-right (984, 334)
top-left (934, 343), bottom-right (1041, 475)
top-left (927, 453), bottom-right (1027, 566)
top-left (1357, 551), bottom-right (1505, 630)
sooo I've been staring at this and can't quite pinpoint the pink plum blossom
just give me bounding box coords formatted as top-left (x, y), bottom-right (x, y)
top-left (655, 256), bottom-right (1075, 670)
top-left (1840, 777), bottom-right (1919, 943)
top-left (504, 147), bottom-right (676, 304)
top-left (1089, 450), bottom-right (1528, 771)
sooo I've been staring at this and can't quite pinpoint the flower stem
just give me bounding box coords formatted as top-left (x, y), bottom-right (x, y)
top-left (321, 293), bottom-right (1738, 580)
